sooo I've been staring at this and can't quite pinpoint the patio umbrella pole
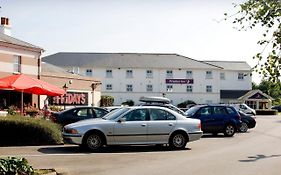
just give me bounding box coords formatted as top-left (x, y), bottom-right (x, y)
top-left (21, 91), bottom-right (23, 116)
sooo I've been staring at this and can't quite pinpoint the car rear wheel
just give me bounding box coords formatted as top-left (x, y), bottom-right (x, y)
top-left (239, 122), bottom-right (248, 133)
top-left (83, 133), bottom-right (104, 151)
top-left (169, 133), bottom-right (187, 150)
top-left (223, 124), bottom-right (235, 137)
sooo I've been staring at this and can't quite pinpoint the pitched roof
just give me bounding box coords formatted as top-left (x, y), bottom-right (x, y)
top-left (205, 61), bottom-right (251, 71)
top-left (41, 62), bottom-right (99, 81)
top-left (0, 33), bottom-right (43, 52)
top-left (238, 89), bottom-right (274, 101)
top-left (43, 52), bottom-right (222, 69)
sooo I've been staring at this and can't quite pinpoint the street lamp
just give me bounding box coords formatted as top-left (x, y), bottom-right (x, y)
top-left (62, 83), bottom-right (68, 109)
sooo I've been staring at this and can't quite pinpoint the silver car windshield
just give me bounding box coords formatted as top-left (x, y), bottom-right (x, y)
top-left (102, 108), bottom-right (130, 120)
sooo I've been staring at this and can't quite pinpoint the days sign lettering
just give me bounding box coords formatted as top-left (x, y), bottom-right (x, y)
top-left (50, 91), bottom-right (88, 106)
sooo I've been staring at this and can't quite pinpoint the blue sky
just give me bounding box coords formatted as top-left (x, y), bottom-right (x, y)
top-left (1, 0), bottom-right (264, 83)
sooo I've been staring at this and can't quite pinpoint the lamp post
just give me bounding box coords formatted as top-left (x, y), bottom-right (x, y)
top-left (62, 83), bottom-right (68, 110)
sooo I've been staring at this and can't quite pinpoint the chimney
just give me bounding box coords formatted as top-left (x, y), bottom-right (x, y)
top-left (0, 17), bottom-right (11, 36)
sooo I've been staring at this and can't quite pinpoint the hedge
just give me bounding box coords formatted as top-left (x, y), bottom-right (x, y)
top-left (255, 109), bottom-right (278, 115)
top-left (0, 115), bottom-right (63, 146)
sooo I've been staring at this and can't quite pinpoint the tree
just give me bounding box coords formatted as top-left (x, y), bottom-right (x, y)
top-left (226, 0), bottom-right (281, 83)
top-left (253, 79), bottom-right (281, 104)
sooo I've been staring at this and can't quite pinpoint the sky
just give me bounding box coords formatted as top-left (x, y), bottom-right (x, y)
top-left (1, 0), bottom-right (265, 83)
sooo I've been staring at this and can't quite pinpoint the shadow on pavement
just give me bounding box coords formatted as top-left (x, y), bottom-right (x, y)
top-left (38, 144), bottom-right (191, 154)
top-left (239, 154), bottom-right (281, 162)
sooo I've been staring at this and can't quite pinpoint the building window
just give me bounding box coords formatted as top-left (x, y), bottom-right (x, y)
top-left (106, 70), bottom-right (112, 78)
top-left (146, 84), bottom-right (153, 92)
top-left (13, 55), bottom-right (21, 73)
top-left (220, 72), bottom-right (225, 80)
top-left (206, 71), bottom-right (212, 79)
top-left (238, 73), bottom-right (244, 80)
top-left (85, 69), bottom-right (92, 77)
top-left (126, 70), bottom-right (133, 78)
top-left (106, 84), bottom-right (112, 91)
top-left (146, 70), bottom-right (153, 78)
top-left (186, 71), bottom-right (193, 78)
top-left (206, 85), bottom-right (212, 93)
top-left (166, 85), bottom-right (173, 92)
top-left (166, 70), bottom-right (173, 78)
top-left (186, 85), bottom-right (193, 92)
top-left (126, 84), bottom-right (133, 92)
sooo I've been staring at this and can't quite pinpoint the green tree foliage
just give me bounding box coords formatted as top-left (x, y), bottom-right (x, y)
top-left (253, 79), bottom-right (281, 104)
top-left (227, 0), bottom-right (281, 83)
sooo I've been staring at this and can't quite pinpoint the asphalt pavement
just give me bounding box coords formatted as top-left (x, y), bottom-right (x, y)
top-left (1, 114), bottom-right (281, 175)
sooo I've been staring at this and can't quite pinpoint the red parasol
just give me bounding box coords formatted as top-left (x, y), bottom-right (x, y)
top-left (0, 73), bottom-right (65, 114)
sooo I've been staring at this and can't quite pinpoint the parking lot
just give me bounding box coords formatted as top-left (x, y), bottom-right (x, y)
top-left (1, 115), bottom-right (281, 175)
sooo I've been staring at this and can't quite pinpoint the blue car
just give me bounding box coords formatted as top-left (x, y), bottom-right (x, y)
top-left (185, 105), bottom-right (242, 137)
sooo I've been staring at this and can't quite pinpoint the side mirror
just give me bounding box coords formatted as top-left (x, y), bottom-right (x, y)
top-left (117, 118), bottom-right (126, 123)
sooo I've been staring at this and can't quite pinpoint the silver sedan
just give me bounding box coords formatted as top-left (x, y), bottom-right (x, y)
top-left (63, 106), bottom-right (203, 151)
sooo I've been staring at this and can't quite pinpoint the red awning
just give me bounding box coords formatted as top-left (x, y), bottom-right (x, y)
top-left (0, 74), bottom-right (65, 96)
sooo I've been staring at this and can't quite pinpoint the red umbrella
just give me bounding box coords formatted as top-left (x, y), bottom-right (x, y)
top-left (0, 74), bottom-right (65, 114)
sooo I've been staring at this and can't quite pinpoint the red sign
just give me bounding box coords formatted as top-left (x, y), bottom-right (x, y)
top-left (166, 79), bottom-right (194, 84)
top-left (50, 92), bottom-right (88, 106)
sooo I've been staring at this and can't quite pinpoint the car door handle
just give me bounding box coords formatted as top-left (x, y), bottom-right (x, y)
top-left (141, 124), bottom-right (147, 127)
top-left (168, 123), bottom-right (173, 126)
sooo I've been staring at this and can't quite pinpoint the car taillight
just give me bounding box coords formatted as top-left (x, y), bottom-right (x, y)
top-left (198, 122), bottom-right (201, 129)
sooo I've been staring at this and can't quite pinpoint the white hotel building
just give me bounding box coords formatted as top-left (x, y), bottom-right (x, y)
top-left (43, 53), bottom-right (252, 106)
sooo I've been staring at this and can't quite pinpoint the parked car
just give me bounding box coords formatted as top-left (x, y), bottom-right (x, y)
top-left (238, 111), bottom-right (256, 133)
top-left (271, 105), bottom-right (281, 112)
top-left (63, 106), bottom-right (203, 151)
top-left (103, 106), bottom-right (122, 112)
top-left (185, 105), bottom-right (242, 137)
top-left (139, 96), bottom-right (186, 116)
top-left (231, 103), bottom-right (256, 115)
top-left (50, 106), bottom-right (109, 126)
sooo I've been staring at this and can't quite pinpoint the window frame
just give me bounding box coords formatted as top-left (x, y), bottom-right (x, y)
top-left (126, 69), bottom-right (133, 78)
top-left (206, 85), bottom-right (212, 93)
top-left (206, 71), bottom-right (213, 79)
top-left (13, 55), bottom-right (21, 73)
top-left (106, 69), bottom-right (113, 78)
top-left (126, 84), bottom-right (133, 92)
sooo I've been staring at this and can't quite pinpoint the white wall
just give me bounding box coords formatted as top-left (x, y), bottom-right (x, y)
top-left (220, 70), bottom-right (252, 90)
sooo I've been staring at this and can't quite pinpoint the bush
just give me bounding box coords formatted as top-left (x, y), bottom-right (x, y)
top-left (0, 157), bottom-right (34, 175)
top-left (100, 95), bottom-right (114, 107)
top-left (0, 115), bottom-right (63, 146)
top-left (49, 105), bottom-right (63, 112)
top-left (256, 109), bottom-right (278, 115)
top-left (7, 105), bottom-right (19, 115)
top-left (122, 100), bottom-right (134, 106)
top-left (177, 100), bottom-right (196, 108)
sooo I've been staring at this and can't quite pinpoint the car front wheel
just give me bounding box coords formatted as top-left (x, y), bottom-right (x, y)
top-left (83, 133), bottom-right (104, 151)
top-left (169, 133), bottom-right (187, 150)
top-left (223, 124), bottom-right (235, 137)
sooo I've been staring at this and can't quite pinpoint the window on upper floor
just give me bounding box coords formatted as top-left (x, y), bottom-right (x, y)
top-left (186, 70), bottom-right (193, 78)
top-left (146, 70), bottom-right (153, 78)
top-left (106, 84), bottom-right (112, 91)
top-left (220, 72), bottom-right (225, 80)
top-left (146, 84), bottom-right (153, 92)
top-left (106, 69), bottom-right (113, 78)
top-left (206, 85), bottom-right (212, 93)
top-left (206, 71), bottom-right (212, 79)
top-left (126, 70), bottom-right (133, 78)
top-left (238, 73), bottom-right (244, 80)
top-left (126, 84), bottom-right (133, 92)
top-left (13, 55), bottom-right (21, 73)
top-left (166, 85), bottom-right (173, 92)
top-left (166, 70), bottom-right (173, 78)
top-left (85, 69), bottom-right (92, 77)
top-left (186, 85), bottom-right (193, 92)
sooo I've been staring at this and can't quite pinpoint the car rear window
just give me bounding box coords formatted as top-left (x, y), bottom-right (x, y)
top-left (226, 107), bottom-right (236, 114)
